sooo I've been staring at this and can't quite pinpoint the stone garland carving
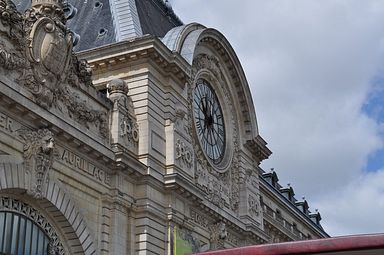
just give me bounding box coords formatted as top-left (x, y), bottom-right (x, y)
top-left (0, 196), bottom-right (65, 254)
top-left (0, 42), bottom-right (26, 70)
top-left (0, 0), bottom-right (107, 138)
top-left (18, 128), bottom-right (57, 199)
top-left (188, 53), bottom-right (241, 212)
top-left (209, 221), bottom-right (227, 250)
top-left (58, 87), bottom-right (108, 138)
top-left (0, 0), bottom-right (24, 43)
top-left (175, 139), bottom-right (193, 169)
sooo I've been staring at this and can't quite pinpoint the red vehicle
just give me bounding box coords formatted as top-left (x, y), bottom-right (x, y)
top-left (196, 234), bottom-right (384, 255)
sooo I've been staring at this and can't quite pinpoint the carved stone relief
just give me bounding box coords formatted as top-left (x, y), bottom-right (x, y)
top-left (18, 128), bottom-right (57, 199)
top-left (248, 194), bottom-right (261, 218)
top-left (190, 209), bottom-right (209, 229)
top-left (209, 221), bottom-right (227, 250)
top-left (0, 0), bottom-right (108, 138)
top-left (120, 116), bottom-right (139, 145)
top-left (108, 79), bottom-right (139, 151)
top-left (175, 138), bottom-right (193, 169)
top-left (0, 0), bottom-right (24, 43)
top-left (171, 102), bottom-right (189, 135)
top-left (0, 196), bottom-right (65, 254)
top-left (240, 168), bottom-right (259, 190)
top-left (189, 53), bottom-right (241, 213)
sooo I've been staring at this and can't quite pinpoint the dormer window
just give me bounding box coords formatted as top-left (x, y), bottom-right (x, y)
top-left (262, 169), bottom-right (279, 188)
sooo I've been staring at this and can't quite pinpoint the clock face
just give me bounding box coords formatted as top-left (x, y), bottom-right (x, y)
top-left (193, 79), bottom-right (225, 164)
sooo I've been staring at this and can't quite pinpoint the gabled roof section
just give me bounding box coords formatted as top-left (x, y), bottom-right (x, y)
top-left (12, 0), bottom-right (182, 51)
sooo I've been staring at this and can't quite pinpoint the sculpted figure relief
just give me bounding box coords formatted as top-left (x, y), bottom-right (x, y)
top-left (209, 221), bottom-right (228, 250)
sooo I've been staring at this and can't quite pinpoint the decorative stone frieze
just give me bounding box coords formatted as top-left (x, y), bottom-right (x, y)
top-left (18, 128), bottom-right (57, 199)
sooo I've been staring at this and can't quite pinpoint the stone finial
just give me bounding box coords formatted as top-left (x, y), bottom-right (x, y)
top-left (107, 79), bottom-right (129, 95)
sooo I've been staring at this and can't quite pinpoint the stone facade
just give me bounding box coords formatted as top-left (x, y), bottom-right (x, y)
top-left (0, 0), bottom-right (327, 254)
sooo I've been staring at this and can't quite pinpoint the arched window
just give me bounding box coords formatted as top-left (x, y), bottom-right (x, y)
top-left (0, 211), bottom-right (51, 255)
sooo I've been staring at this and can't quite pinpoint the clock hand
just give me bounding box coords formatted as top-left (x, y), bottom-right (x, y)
top-left (201, 97), bottom-right (207, 117)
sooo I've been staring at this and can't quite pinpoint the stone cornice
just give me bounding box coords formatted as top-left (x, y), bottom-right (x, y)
top-left (77, 35), bottom-right (191, 86)
top-left (245, 135), bottom-right (272, 162)
top-left (0, 85), bottom-right (146, 180)
top-left (164, 173), bottom-right (270, 243)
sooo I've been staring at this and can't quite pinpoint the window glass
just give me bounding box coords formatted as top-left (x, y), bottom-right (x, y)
top-left (0, 211), bottom-right (50, 255)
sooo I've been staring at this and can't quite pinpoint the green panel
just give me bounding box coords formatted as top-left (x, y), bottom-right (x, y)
top-left (174, 226), bottom-right (193, 255)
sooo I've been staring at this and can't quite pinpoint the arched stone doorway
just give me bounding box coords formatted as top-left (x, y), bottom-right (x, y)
top-left (0, 162), bottom-right (97, 255)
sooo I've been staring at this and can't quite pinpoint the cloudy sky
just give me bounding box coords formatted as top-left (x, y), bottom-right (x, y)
top-left (171, 0), bottom-right (384, 236)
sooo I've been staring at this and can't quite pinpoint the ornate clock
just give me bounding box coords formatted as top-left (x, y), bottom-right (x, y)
top-left (193, 78), bottom-right (225, 165)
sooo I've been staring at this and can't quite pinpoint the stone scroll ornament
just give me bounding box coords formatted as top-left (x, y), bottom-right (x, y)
top-left (18, 128), bottom-right (57, 199)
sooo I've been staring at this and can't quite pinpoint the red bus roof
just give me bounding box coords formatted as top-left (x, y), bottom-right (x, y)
top-left (196, 234), bottom-right (384, 255)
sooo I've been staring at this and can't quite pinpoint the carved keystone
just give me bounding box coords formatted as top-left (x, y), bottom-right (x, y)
top-left (18, 128), bottom-right (56, 199)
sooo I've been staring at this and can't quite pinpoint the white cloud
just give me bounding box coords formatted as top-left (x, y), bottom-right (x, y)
top-left (313, 169), bottom-right (384, 236)
top-left (172, 0), bottom-right (384, 236)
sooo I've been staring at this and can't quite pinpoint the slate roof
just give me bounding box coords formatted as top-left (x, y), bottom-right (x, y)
top-left (13, 0), bottom-right (183, 51)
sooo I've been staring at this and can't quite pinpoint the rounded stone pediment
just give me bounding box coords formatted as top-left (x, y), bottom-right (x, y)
top-left (163, 23), bottom-right (259, 142)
